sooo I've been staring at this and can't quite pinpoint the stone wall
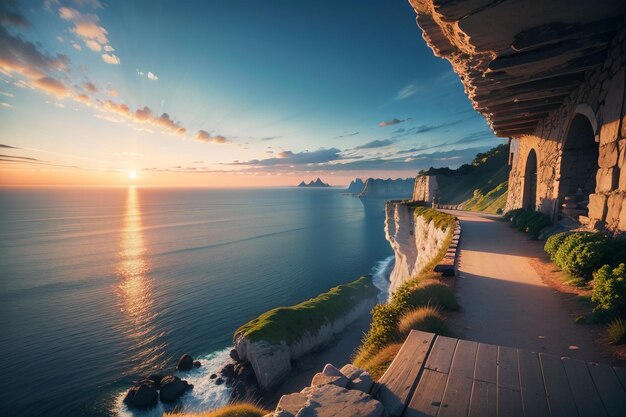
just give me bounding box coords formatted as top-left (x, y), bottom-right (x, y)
top-left (506, 28), bottom-right (626, 232)
top-left (412, 175), bottom-right (438, 202)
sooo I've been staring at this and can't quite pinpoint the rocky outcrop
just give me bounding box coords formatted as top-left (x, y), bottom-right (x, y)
top-left (234, 298), bottom-right (376, 390)
top-left (359, 178), bottom-right (413, 199)
top-left (412, 175), bottom-right (438, 203)
top-left (298, 178), bottom-right (330, 187)
top-left (346, 178), bottom-right (366, 194)
top-left (385, 202), bottom-right (450, 295)
top-left (265, 363), bottom-right (383, 417)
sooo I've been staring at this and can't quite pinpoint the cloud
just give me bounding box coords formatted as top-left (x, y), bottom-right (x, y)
top-left (379, 118), bottom-right (409, 127)
top-left (1, 102), bottom-right (13, 108)
top-left (82, 81), bottom-right (97, 93)
top-left (103, 45), bottom-right (114, 52)
top-left (147, 71), bottom-right (158, 81)
top-left (355, 139), bottom-right (394, 149)
top-left (32, 76), bottom-right (69, 98)
top-left (0, 3), bottom-right (31, 29)
top-left (101, 53), bottom-right (119, 65)
top-left (195, 130), bottom-right (228, 144)
top-left (0, 144), bottom-right (17, 148)
top-left (0, 91), bottom-right (14, 97)
top-left (59, 7), bottom-right (108, 43)
top-left (84, 39), bottom-right (101, 51)
top-left (71, 42), bottom-right (82, 51)
top-left (396, 82), bottom-right (418, 100)
top-left (0, 25), bottom-right (70, 79)
top-left (230, 148), bottom-right (342, 167)
top-left (260, 136), bottom-right (280, 141)
top-left (105, 88), bottom-right (118, 96)
top-left (337, 131), bottom-right (360, 138)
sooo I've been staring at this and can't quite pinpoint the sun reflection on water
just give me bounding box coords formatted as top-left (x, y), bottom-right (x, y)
top-left (117, 186), bottom-right (166, 375)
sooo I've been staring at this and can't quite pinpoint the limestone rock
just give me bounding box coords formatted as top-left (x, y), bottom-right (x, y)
top-left (588, 193), bottom-right (608, 221)
top-left (311, 372), bottom-right (349, 388)
top-left (340, 364), bottom-right (362, 380)
top-left (340, 364), bottom-right (373, 393)
top-left (272, 384), bottom-right (385, 417)
top-left (600, 68), bottom-right (625, 144)
top-left (606, 194), bottom-right (625, 230)
top-left (322, 363), bottom-right (344, 377)
top-left (599, 142), bottom-right (619, 168)
top-left (596, 167), bottom-right (618, 193)
top-left (619, 200), bottom-right (626, 231)
top-left (176, 354), bottom-right (194, 371)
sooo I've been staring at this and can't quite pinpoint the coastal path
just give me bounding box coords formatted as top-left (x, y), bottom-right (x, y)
top-left (446, 210), bottom-right (604, 362)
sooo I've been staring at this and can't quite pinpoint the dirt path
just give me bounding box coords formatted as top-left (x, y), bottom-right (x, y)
top-left (447, 210), bottom-right (607, 362)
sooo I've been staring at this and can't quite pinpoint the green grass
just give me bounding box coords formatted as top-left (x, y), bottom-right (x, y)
top-left (414, 206), bottom-right (456, 231)
top-left (234, 276), bottom-right (378, 344)
top-left (165, 404), bottom-right (269, 417)
top-left (353, 343), bottom-right (403, 381)
top-left (462, 181), bottom-right (508, 214)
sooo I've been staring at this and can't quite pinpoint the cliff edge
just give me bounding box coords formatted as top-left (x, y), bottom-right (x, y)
top-left (233, 277), bottom-right (378, 390)
top-left (359, 178), bottom-right (413, 199)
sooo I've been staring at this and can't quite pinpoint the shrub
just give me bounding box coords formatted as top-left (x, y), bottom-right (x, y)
top-left (413, 206), bottom-right (456, 231)
top-left (554, 232), bottom-right (604, 270)
top-left (592, 263), bottom-right (626, 317)
top-left (165, 404), bottom-right (269, 417)
top-left (526, 213), bottom-right (552, 239)
top-left (353, 343), bottom-right (402, 381)
top-left (607, 318), bottom-right (626, 345)
top-left (561, 239), bottom-right (613, 279)
top-left (397, 306), bottom-right (450, 337)
top-left (359, 303), bottom-right (403, 356)
top-left (544, 232), bottom-right (571, 259)
top-left (395, 279), bottom-right (459, 311)
top-left (503, 208), bottom-right (524, 222)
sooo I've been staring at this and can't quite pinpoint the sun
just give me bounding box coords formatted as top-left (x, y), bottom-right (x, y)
top-left (128, 170), bottom-right (137, 180)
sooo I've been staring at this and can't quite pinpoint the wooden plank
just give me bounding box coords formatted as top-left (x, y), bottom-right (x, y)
top-left (438, 339), bottom-right (478, 417)
top-left (562, 358), bottom-right (607, 417)
top-left (497, 346), bottom-right (523, 417)
top-left (539, 353), bottom-right (578, 417)
top-left (517, 349), bottom-right (550, 417)
top-left (375, 330), bottom-right (435, 417)
top-left (468, 343), bottom-right (498, 417)
top-left (405, 369), bottom-right (449, 417)
top-left (613, 366), bottom-right (626, 390)
top-left (588, 363), bottom-right (626, 417)
top-left (425, 336), bottom-right (458, 373)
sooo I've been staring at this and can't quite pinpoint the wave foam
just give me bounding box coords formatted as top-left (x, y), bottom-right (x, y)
top-left (371, 255), bottom-right (394, 303)
top-left (115, 347), bottom-right (233, 417)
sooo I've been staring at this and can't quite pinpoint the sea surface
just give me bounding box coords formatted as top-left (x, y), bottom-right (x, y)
top-left (0, 187), bottom-right (393, 417)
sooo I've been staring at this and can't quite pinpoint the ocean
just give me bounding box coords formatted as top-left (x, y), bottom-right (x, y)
top-left (0, 187), bottom-right (393, 417)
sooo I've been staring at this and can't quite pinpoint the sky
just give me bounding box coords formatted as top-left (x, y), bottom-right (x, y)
top-left (0, 0), bottom-right (505, 187)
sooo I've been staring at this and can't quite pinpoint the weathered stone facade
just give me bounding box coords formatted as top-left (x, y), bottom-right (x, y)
top-left (412, 175), bottom-right (438, 202)
top-left (506, 29), bottom-right (626, 232)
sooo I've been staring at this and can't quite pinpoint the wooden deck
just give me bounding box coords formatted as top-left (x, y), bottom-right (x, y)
top-left (372, 330), bottom-right (626, 417)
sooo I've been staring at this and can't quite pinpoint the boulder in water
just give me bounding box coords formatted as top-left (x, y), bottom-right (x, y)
top-left (146, 374), bottom-right (163, 387)
top-left (159, 375), bottom-right (192, 403)
top-left (229, 349), bottom-right (240, 361)
top-left (123, 380), bottom-right (158, 409)
top-left (193, 360), bottom-right (201, 368)
top-left (176, 354), bottom-right (194, 371)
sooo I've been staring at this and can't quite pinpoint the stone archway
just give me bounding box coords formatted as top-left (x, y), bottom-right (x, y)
top-left (558, 113), bottom-right (598, 219)
top-left (523, 149), bottom-right (538, 211)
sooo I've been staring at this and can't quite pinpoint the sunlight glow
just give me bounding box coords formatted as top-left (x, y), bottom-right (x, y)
top-left (128, 170), bottom-right (137, 180)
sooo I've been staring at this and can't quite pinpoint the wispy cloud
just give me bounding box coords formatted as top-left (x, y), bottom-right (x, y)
top-left (230, 148), bottom-right (342, 167)
top-left (337, 131), bottom-right (360, 138)
top-left (147, 71), bottom-right (158, 81)
top-left (1, 102), bottom-right (13, 108)
top-left (396, 82), bottom-right (418, 100)
top-left (379, 117), bottom-right (410, 127)
top-left (354, 139), bottom-right (393, 149)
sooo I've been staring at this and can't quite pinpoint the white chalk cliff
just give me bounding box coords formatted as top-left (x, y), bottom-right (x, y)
top-left (384, 202), bottom-right (449, 295)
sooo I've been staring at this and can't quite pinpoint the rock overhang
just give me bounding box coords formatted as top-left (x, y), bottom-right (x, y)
top-left (409, 0), bottom-right (626, 137)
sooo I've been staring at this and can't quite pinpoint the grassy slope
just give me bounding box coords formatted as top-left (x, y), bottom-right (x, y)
top-left (420, 144), bottom-right (510, 213)
top-left (234, 276), bottom-right (378, 345)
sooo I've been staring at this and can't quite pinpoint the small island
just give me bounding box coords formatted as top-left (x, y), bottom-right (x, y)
top-left (298, 178), bottom-right (330, 187)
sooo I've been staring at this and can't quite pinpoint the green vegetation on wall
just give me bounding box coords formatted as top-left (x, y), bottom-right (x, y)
top-left (234, 276), bottom-right (378, 345)
top-left (414, 206), bottom-right (456, 231)
top-left (418, 143), bottom-right (510, 214)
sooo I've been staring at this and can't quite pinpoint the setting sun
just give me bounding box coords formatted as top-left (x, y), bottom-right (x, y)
top-left (128, 171), bottom-right (137, 180)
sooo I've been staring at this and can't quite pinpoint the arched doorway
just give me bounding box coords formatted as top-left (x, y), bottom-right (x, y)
top-left (558, 114), bottom-right (598, 219)
top-left (523, 149), bottom-right (537, 211)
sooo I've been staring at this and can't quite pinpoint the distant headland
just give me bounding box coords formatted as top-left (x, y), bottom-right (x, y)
top-left (298, 178), bottom-right (330, 187)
